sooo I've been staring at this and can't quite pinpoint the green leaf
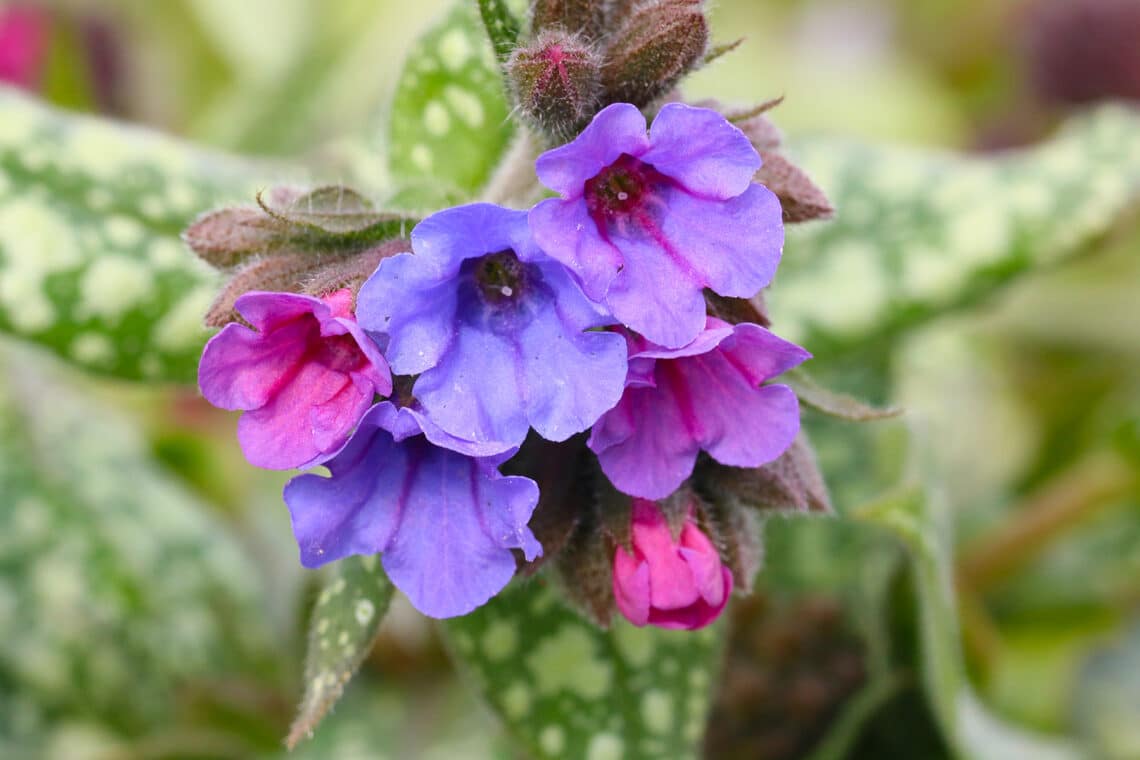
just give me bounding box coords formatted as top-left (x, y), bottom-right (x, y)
top-left (852, 459), bottom-right (1084, 760)
top-left (442, 578), bottom-right (725, 760)
top-left (771, 106), bottom-right (1140, 355)
top-left (388, 2), bottom-right (514, 196)
top-left (477, 0), bottom-right (522, 63)
top-left (0, 345), bottom-right (273, 733)
top-left (287, 555), bottom-right (395, 749)
top-left (0, 90), bottom-right (268, 382)
top-left (257, 185), bottom-right (416, 239)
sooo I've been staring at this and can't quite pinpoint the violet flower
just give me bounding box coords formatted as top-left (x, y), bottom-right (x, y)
top-left (613, 498), bottom-right (732, 630)
top-left (530, 102), bottom-right (784, 348)
top-left (356, 203), bottom-right (627, 452)
top-left (284, 402), bottom-right (541, 619)
top-left (590, 317), bottom-right (810, 499)
top-left (198, 289), bottom-right (391, 470)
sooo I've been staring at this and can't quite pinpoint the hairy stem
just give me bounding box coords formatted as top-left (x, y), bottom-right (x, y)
top-left (479, 128), bottom-right (543, 208)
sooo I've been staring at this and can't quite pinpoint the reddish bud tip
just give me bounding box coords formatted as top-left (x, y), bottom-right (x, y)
top-left (507, 31), bottom-right (602, 140)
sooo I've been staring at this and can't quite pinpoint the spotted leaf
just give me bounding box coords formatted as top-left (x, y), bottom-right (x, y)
top-left (770, 106), bottom-right (1140, 355)
top-left (388, 2), bottom-right (514, 197)
top-left (0, 89), bottom-right (275, 382)
top-left (442, 578), bottom-right (725, 760)
top-left (0, 346), bottom-right (272, 733)
top-left (287, 555), bottom-right (395, 749)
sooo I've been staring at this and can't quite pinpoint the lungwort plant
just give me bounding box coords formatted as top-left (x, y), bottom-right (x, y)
top-left (2, 1), bottom-right (1139, 758)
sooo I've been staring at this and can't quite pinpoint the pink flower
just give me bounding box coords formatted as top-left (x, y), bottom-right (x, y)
top-left (612, 499), bottom-right (732, 630)
top-left (589, 317), bottom-right (810, 499)
top-left (198, 289), bottom-right (392, 470)
top-left (0, 6), bottom-right (50, 91)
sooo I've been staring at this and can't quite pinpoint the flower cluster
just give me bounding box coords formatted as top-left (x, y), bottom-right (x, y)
top-left (196, 100), bottom-right (814, 627)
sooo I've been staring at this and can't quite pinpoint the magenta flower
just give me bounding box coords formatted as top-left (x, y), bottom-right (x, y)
top-left (613, 499), bottom-right (732, 630)
top-left (590, 317), bottom-right (809, 499)
top-left (198, 289), bottom-right (392, 470)
top-left (530, 102), bottom-right (784, 348)
top-left (284, 402), bottom-right (541, 618)
top-left (0, 6), bottom-right (49, 90)
top-left (356, 203), bottom-right (627, 452)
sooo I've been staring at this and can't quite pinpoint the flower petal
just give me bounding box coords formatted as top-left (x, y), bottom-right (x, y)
top-left (602, 226), bottom-right (710, 348)
top-left (381, 450), bottom-right (539, 618)
top-left (517, 275), bottom-right (627, 442)
top-left (535, 103), bottom-right (650, 198)
top-left (234, 290), bottom-right (328, 333)
top-left (336, 317), bottom-right (394, 397)
top-left (284, 413), bottom-right (405, 567)
top-left (412, 323), bottom-right (529, 450)
top-left (721, 322), bottom-right (812, 384)
top-left (647, 567), bottom-right (732, 630)
top-left (628, 317), bottom-right (734, 362)
top-left (613, 550), bottom-right (652, 627)
top-left (357, 254), bottom-right (459, 376)
top-left (656, 183), bottom-right (784, 298)
top-left (529, 198), bottom-right (623, 301)
top-left (198, 319), bottom-right (309, 411)
top-left (308, 374), bottom-right (376, 454)
top-left (411, 204), bottom-right (538, 269)
top-left (642, 104), bottom-right (761, 200)
top-left (589, 379), bottom-right (700, 499)
top-left (285, 404), bottom-right (541, 618)
top-left (698, 383), bottom-right (801, 469)
top-left (237, 360), bottom-right (359, 469)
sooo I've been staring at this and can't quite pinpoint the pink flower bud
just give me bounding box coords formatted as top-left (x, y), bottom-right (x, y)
top-left (612, 498), bottom-right (732, 630)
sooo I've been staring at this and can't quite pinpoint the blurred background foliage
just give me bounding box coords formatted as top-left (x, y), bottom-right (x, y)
top-left (1, 0), bottom-right (1138, 758)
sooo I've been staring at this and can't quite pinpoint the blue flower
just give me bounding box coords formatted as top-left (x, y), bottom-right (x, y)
top-left (356, 203), bottom-right (627, 452)
top-left (284, 402), bottom-right (541, 618)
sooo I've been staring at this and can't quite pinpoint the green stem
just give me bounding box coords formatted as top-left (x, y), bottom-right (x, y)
top-left (957, 450), bottom-right (1136, 592)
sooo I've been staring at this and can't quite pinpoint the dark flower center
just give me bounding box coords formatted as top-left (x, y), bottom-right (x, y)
top-left (472, 250), bottom-right (529, 306)
top-left (391, 374), bottom-right (417, 408)
top-left (311, 331), bottom-right (367, 374)
top-left (584, 153), bottom-right (668, 224)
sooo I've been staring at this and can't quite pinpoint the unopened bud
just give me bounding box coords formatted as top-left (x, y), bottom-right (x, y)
top-left (755, 152), bottom-right (834, 223)
top-left (697, 488), bottom-right (762, 595)
top-left (204, 252), bottom-right (316, 328)
top-left (531, 0), bottom-right (605, 39)
top-left (507, 31), bottom-right (602, 140)
top-left (183, 207), bottom-right (285, 269)
top-left (301, 239), bottom-right (410, 302)
top-left (190, 184), bottom-right (417, 327)
top-left (601, 0), bottom-right (708, 108)
top-left (612, 497), bottom-right (732, 630)
top-left (705, 291), bottom-right (771, 328)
